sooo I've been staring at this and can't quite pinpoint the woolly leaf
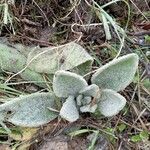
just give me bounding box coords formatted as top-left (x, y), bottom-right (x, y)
top-left (98, 89), bottom-right (126, 117)
top-left (0, 93), bottom-right (58, 127)
top-left (82, 96), bottom-right (92, 105)
top-left (27, 42), bottom-right (93, 75)
top-left (0, 43), bottom-right (47, 88)
top-left (77, 96), bottom-right (92, 106)
top-left (70, 59), bottom-right (93, 76)
top-left (0, 43), bottom-right (26, 72)
top-left (79, 84), bottom-right (100, 98)
top-left (53, 71), bottom-right (88, 97)
top-left (76, 95), bottom-right (83, 106)
top-left (80, 104), bottom-right (97, 113)
top-left (20, 69), bottom-right (47, 88)
top-left (91, 54), bottom-right (139, 91)
top-left (60, 96), bottom-right (79, 122)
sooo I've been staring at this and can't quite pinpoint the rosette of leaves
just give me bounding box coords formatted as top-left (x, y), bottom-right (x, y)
top-left (53, 53), bottom-right (139, 122)
top-left (0, 53), bottom-right (139, 127)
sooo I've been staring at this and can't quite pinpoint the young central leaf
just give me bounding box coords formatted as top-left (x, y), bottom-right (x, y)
top-left (0, 93), bottom-right (58, 127)
top-left (59, 96), bottom-right (79, 122)
top-left (53, 71), bottom-right (88, 97)
top-left (91, 54), bottom-right (139, 91)
top-left (79, 84), bottom-right (100, 98)
top-left (80, 104), bottom-right (97, 113)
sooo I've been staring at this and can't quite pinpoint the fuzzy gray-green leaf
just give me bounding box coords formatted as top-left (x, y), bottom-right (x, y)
top-left (82, 96), bottom-right (92, 105)
top-left (91, 54), bottom-right (139, 91)
top-left (0, 43), bottom-right (47, 88)
top-left (79, 84), bottom-right (100, 98)
top-left (60, 96), bottom-right (79, 122)
top-left (0, 93), bottom-right (58, 127)
top-left (0, 43), bottom-right (26, 72)
top-left (53, 71), bottom-right (88, 97)
top-left (80, 104), bottom-right (97, 113)
top-left (76, 95), bottom-right (83, 106)
top-left (27, 42), bottom-right (93, 75)
top-left (98, 89), bottom-right (126, 117)
top-left (20, 69), bottom-right (47, 88)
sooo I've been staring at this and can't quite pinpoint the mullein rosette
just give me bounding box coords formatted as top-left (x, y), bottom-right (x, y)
top-left (0, 53), bottom-right (139, 127)
top-left (53, 53), bottom-right (139, 122)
